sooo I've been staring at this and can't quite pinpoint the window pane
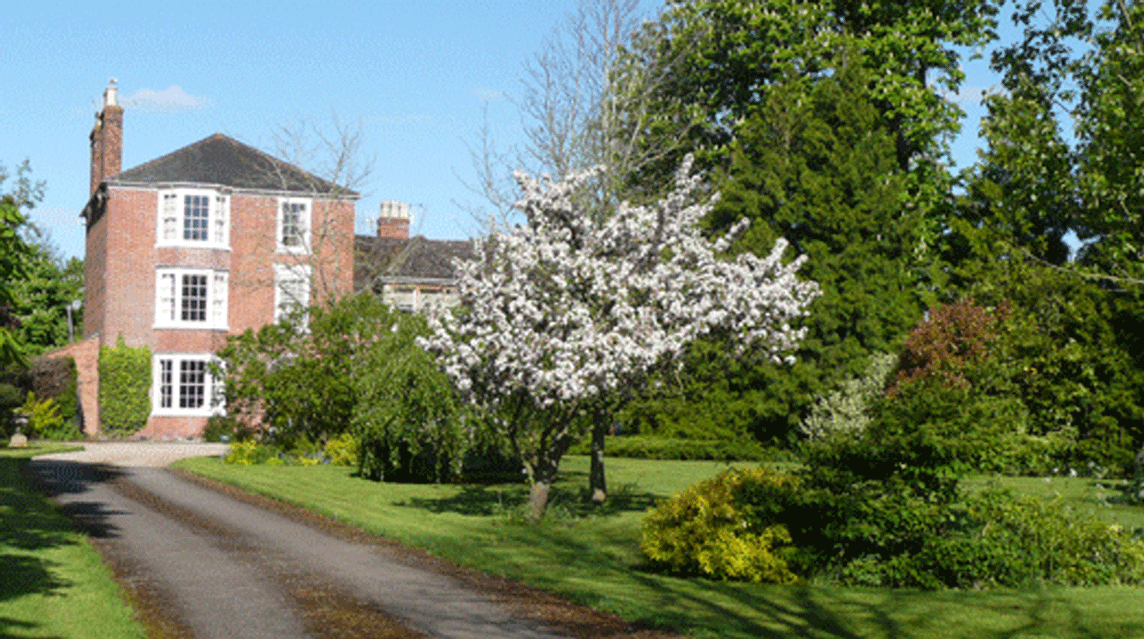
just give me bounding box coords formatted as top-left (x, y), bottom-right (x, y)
top-left (181, 274), bottom-right (208, 322)
top-left (159, 360), bottom-right (173, 409)
top-left (184, 195), bottom-right (210, 241)
top-left (178, 360), bottom-right (206, 409)
top-left (282, 202), bottom-right (304, 247)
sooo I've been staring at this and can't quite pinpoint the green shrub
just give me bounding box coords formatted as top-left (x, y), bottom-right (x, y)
top-left (202, 416), bottom-right (254, 443)
top-left (838, 488), bottom-right (1144, 589)
top-left (28, 356), bottom-right (78, 425)
top-left (0, 383), bottom-right (23, 410)
top-left (323, 432), bottom-right (360, 467)
top-left (567, 435), bottom-right (781, 461)
top-left (98, 335), bottom-right (151, 436)
top-left (642, 467), bottom-right (802, 584)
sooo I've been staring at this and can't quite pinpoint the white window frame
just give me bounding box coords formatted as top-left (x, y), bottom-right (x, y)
top-left (273, 263), bottom-right (312, 325)
top-left (154, 267), bottom-right (229, 330)
top-left (276, 197), bottom-right (312, 254)
top-left (156, 188), bottom-right (230, 249)
top-left (151, 353), bottom-right (225, 417)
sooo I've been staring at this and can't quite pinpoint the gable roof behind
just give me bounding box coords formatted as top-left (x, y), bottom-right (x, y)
top-left (355, 235), bottom-right (473, 292)
top-left (108, 133), bottom-right (357, 197)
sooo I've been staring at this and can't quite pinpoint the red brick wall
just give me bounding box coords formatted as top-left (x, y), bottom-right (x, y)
top-left (89, 105), bottom-right (123, 196)
top-left (101, 188), bottom-right (159, 348)
top-left (83, 201), bottom-right (108, 341)
top-left (42, 337), bottom-right (101, 436)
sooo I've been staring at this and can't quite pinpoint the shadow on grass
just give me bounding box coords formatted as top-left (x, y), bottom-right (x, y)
top-left (0, 453), bottom-right (127, 626)
top-left (621, 567), bottom-right (1144, 639)
top-left (400, 481), bottom-right (658, 519)
top-left (0, 615), bottom-right (66, 639)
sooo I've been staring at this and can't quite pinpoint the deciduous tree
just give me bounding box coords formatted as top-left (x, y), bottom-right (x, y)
top-left (423, 158), bottom-right (819, 519)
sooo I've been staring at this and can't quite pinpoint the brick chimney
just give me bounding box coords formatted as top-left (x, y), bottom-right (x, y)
top-left (90, 78), bottom-right (124, 196)
top-left (377, 200), bottom-right (411, 239)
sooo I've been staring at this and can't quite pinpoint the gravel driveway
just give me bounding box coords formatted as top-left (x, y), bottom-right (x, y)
top-left (33, 441), bottom-right (231, 467)
top-left (27, 444), bottom-right (581, 639)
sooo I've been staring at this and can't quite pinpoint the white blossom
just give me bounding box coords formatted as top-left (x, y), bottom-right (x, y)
top-left (420, 157), bottom-right (821, 415)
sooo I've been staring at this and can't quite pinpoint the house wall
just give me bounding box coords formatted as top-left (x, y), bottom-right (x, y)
top-left (89, 187), bottom-right (354, 439)
top-left (82, 201), bottom-right (108, 341)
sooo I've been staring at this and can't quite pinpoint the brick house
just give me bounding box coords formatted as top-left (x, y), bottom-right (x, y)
top-left (76, 80), bottom-right (358, 439)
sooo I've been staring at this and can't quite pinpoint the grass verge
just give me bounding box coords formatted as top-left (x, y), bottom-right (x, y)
top-left (0, 443), bottom-right (145, 639)
top-left (174, 454), bottom-right (1144, 639)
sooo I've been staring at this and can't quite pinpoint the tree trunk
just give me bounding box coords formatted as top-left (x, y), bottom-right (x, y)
top-left (589, 421), bottom-right (608, 504)
top-left (527, 478), bottom-right (552, 522)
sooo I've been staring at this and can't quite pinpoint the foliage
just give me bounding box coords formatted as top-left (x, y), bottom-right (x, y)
top-left (889, 298), bottom-right (1011, 393)
top-left (799, 352), bottom-right (897, 441)
top-left (0, 160), bottom-right (45, 368)
top-left (628, 54), bottom-right (933, 445)
top-left (218, 292), bottom-right (394, 444)
top-left (223, 440), bottom-right (277, 465)
top-left (567, 435), bottom-right (779, 462)
top-left (642, 467), bottom-right (801, 584)
top-left (423, 158), bottom-right (819, 518)
top-left (352, 307), bottom-right (466, 483)
top-left (7, 243), bottom-right (84, 357)
top-left (16, 391), bottom-right (78, 441)
top-left (623, 0), bottom-right (998, 191)
top-left (218, 293), bottom-right (470, 481)
top-left (97, 335), bottom-right (151, 436)
top-left (838, 488), bottom-right (1144, 589)
top-left (202, 415), bottom-right (253, 443)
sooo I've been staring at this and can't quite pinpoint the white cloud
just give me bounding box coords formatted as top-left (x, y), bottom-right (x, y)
top-left (471, 87), bottom-right (501, 102)
top-left (121, 85), bottom-right (212, 112)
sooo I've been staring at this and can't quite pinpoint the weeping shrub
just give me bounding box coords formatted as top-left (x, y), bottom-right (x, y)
top-left (351, 310), bottom-right (468, 483)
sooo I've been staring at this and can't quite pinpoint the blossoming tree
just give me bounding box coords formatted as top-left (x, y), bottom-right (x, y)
top-left (422, 158), bottom-right (820, 519)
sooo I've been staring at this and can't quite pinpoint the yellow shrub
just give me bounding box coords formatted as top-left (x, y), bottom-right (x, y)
top-left (224, 440), bottom-right (261, 465)
top-left (641, 467), bottom-right (801, 584)
top-left (324, 432), bottom-right (360, 466)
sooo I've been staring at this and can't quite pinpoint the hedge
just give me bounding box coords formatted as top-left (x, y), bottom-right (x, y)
top-left (98, 335), bottom-right (151, 436)
top-left (568, 435), bottom-right (788, 462)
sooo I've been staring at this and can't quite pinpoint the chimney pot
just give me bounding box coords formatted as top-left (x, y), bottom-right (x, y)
top-left (103, 78), bottom-right (118, 107)
top-left (377, 200), bottom-right (412, 239)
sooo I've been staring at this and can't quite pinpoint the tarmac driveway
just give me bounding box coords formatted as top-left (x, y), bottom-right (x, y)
top-left (28, 444), bottom-right (575, 639)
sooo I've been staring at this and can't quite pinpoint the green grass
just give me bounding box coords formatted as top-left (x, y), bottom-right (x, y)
top-left (174, 454), bottom-right (1144, 639)
top-left (0, 444), bottom-right (145, 639)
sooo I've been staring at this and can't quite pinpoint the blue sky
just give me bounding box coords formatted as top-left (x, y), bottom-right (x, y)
top-left (4, 0), bottom-right (1010, 261)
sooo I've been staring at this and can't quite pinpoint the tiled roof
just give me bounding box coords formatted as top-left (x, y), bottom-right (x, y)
top-left (354, 235), bottom-right (473, 291)
top-left (108, 133), bottom-right (357, 197)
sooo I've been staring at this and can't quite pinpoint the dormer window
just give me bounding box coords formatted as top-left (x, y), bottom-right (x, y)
top-left (157, 188), bottom-right (230, 248)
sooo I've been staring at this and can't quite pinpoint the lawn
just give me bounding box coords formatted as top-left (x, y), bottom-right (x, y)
top-left (0, 444), bottom-right (145, 639)
top-left (175, 454), bottom-right (1144, 639)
